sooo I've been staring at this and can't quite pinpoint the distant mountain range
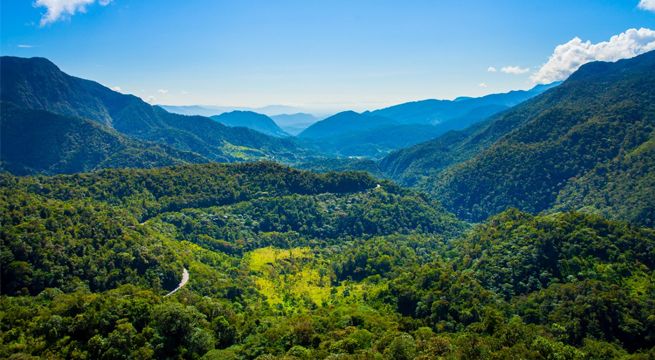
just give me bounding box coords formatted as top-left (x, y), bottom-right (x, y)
top-left (211, 111), bottom-right (289, 137)
top-left (372, 82), bottom-right (560, 126)
top-left (295, 83), bottom-right (559, 158)
top-left (0, 56), bottom-right (309, 174)
top-left (270, 113), bottom-right (320, 135)
top-left (160, 104), bottom-right (316, 117)
top-left (380, 50), bottom-right (655, 227)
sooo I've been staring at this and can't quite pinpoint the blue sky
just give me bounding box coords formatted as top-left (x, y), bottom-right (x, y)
top-left (2, 1), bottom-right (655, 112)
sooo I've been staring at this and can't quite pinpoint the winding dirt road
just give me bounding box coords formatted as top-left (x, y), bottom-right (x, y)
top-left (164, 268), bottom-right (189, 297)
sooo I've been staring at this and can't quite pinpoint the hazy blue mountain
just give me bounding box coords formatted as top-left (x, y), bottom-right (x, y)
top-left (270, 112), bottom-right (319, 135)
top-left (0, 102), bottom-right (207, 175)
top-left (298, 111), bottom-right (397, 139)
top-left (0, 56), bottom-right (306, 163)
top-left (293, 84), bottom-right (559, 158)
top-left (300, 123), bottom-right (448, 158)
top-left (211, 111), bottom-right (289, 137)
top-left (372, 82), bottom-right (560, 127)
top-left (159, 105), bottom-right (239, 117)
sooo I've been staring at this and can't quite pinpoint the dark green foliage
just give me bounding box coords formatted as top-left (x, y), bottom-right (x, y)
top-left (2, 161), bottom-right (385, 220)
top-left (295, 157), bottom-right (383, 177)
top-left (0, 56), bottom-right (307, 169)
top-left (554, 135), bottom-right (655, 227)
top-left (2, 54), bottom-right (655, 360)
top-left (157, 191), bottom-right (462, 255)
top-left (381, 51), bottom-right (655, 226)
top-left (458, 210), bottom-right (655, 296)
top-left (0, 103), bottom-right (208, 175)
top-left (0, 188), bottom-right (182, 295)
top-left (1, 160), bottom-right (654, 360)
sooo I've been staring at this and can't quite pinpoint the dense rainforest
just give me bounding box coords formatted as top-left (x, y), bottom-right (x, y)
top-left (1, 50), bottom-right (655, 359)
top-left (1, 163), bottom-right (654, 359)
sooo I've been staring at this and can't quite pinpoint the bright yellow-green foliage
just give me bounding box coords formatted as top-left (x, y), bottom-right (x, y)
top-left (247, 247), bottom-right (311, 272)
top-left (245, 247), bottom-right (366, 310)
top-left (222, 142), bottom-right (268, 161)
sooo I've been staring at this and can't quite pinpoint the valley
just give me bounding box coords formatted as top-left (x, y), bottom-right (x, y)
top-left (1, 14), bottom-right (655, 359)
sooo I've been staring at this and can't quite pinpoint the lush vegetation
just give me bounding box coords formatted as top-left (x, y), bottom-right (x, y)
top-left (381, 51), bottom-right (655, 227)
top-left (0, 56), bottom-right (308, 168)
top-left (0, 103), bottom-right (208, 175)
top-left (2, 161), bottom-right (654, 359)
top-left (2, 49), bottom-right (655, 360)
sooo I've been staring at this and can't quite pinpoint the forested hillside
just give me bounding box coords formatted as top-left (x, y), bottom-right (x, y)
top-left (0, 103), bottom-right (208, 175)
top-left (382, 51), bottom-right (655, 225)
top-left (0, 56), bottom-right (307, 167)
top-left (2, 162), bottom-right (654, 359)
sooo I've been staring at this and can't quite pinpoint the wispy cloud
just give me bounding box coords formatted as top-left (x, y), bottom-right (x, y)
top-left (478, 83), bottom-right (488, 88)
top-left (638, 0), bottom-right (655, 12)
top-left (531, 27), bottom-right (655, 84)
top-left (34, 0), bottom-right (113, 26)
top-left (501, 66), bottom-right (530, 75)
top-left (157, 89), bottom-right (169, 94)
top-left (110, 86), bottom-right (123, 92)
top-left (17, 44), bottom-right (34, 48)
top-left (487, 66), bottom-right (497, 72)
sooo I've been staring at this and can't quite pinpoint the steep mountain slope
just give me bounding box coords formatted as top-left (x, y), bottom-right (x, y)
top-left (378, 100), bottom-right (547, 184)
top-left (554, 134), bottom-right (655, 227)
top-left (393, 51), bottom-right (655, 223)
top-left (0, 103), bottom-right (207, 175)
top-left (0, 56), bottom-right (305, 163)
top-left (211, 110), bottom-right (288, 137)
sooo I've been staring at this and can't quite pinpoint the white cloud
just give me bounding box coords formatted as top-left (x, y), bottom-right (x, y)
top-left (157, 89), bottom-right (169, 94)
top-left (501, 66), bottom-right (530, 75)
top-left (531, 27), bottom-right (655, 84)
top-left (638, 0), bottom-right (655, 12)
top-left (478, 82), bottom-right (488, 88)
top-left (34, 0), bottom-right (113, 26)
top-left (18, 44), bottom-right (33, 48)
top-left (145, 95), bottom-right (157, 103)
top-left (110, 86), bottom-right (122, 92)
top-left (487, 66), bottom-right (497, 72)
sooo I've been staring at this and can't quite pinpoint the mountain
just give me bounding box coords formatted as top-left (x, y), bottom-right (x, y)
top-left (0, 103), bottom-right (208, 175)
top-left (295, 84), bottom-right (559, 158)
top-left (383, 51), bottom-right (655, 224)
top-left (0, 56), bottom-right (306, 167)
top-left (159, 104), bottom-right (238, 117)
top-left (298, 110), bottom-right (398, 139)
top-left (372, 82), bottom-right (560, 127)
top-left (304, 123), bottom-right (449, 158)
top-left (270, 112), bottom-right (319, 135)
top-left (553, 135), bottom-right (655, 227)
top-left (211, 111), bottom-right (289, 137)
